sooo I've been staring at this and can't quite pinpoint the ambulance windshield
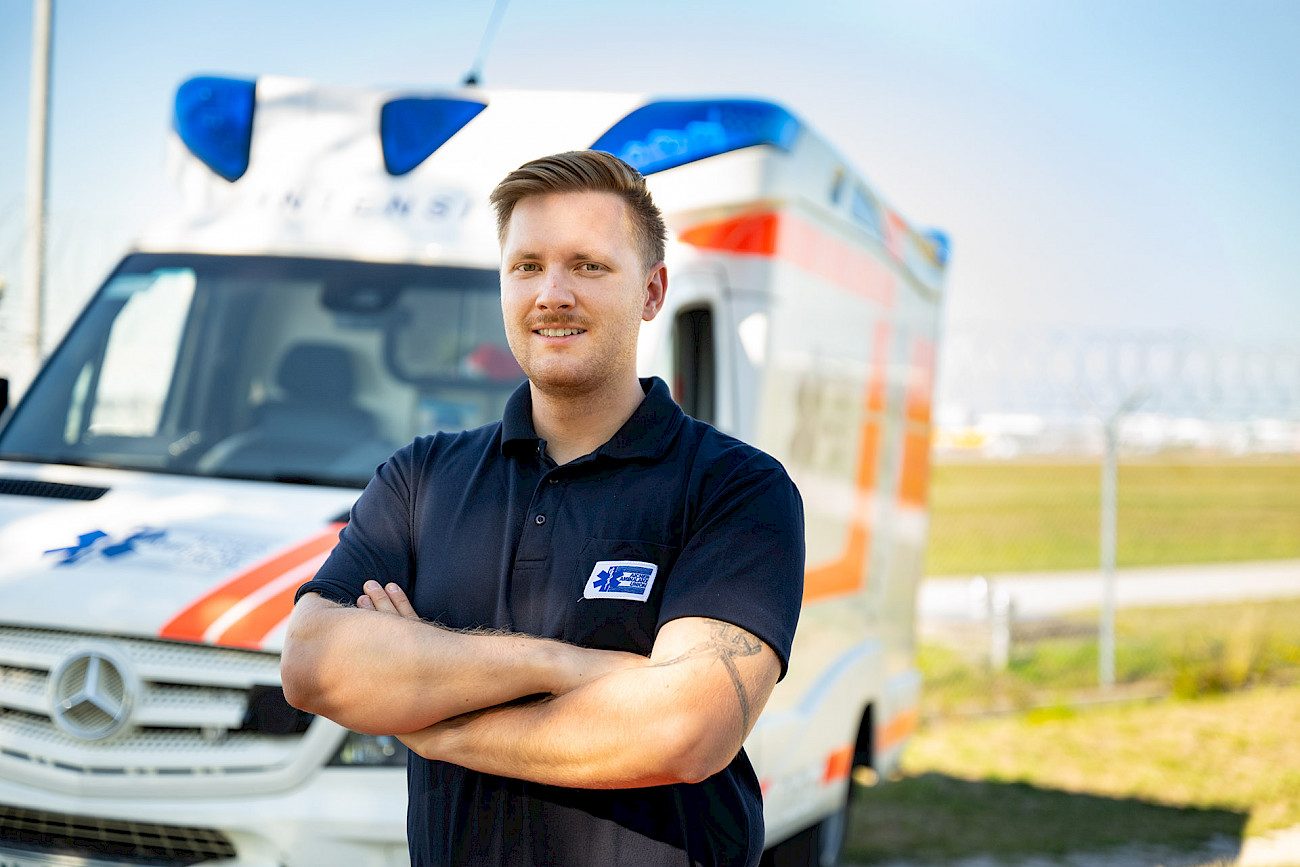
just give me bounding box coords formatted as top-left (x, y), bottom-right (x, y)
top-left (0, 254), bottom-right (524, 487)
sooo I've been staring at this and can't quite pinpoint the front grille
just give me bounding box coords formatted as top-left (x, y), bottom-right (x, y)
top-left (0, 626), bottom-right (312, 791)
top-left (0, 804), bottom-right (236, 865)
top-left (0, 477), bottom-right (109, 501)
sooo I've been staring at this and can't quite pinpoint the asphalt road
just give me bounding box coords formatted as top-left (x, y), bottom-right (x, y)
top-left (920, 558), bottom-right (1300, 622)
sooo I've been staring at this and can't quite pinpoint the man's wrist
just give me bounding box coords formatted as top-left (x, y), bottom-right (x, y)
top-left (533, 637), bottom-right (578, 695)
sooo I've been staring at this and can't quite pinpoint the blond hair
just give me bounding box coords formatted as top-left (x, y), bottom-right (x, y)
top-left (490, 150), bottom-right (667, 268)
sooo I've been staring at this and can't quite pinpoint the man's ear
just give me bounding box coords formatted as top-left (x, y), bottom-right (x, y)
top-left (642, 263), bottom-right (667, 321)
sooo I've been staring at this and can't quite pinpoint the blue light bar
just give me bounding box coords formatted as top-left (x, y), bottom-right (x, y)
top-left (174, 76), bottom-right (257, 182)
top-left (380, 97), bottom-right (487, 176)
top-left (590, 99), bottom-right (801, 175)
top-left (923, 229), bottom-right (951, 266)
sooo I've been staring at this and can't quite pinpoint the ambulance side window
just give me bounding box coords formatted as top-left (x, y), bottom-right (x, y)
top-left (673, 307), bottom-right (715, 424)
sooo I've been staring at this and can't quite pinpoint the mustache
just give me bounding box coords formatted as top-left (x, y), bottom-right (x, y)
top-left (525, 316), bottom-right (589, 331)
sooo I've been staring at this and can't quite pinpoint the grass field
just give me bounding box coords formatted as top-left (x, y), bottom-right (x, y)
top-left (923, 456), bottom-right (1300, 576)
top-left (847, 685), bottom-right (1300, 864)
top-left (921, 598), bottom-right (1300, 716)
top-left (848, 600), bottom-right (1300, 864)
top-left (851, 460), bottom-right (1300, 863)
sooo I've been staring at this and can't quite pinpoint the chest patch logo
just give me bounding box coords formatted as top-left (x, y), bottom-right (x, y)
top-left (585, 560), bottom-right (658, 602)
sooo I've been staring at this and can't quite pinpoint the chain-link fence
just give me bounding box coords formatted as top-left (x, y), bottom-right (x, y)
top-left (919, 329), bottom-right (1300, 717)
top-left (935, 327), bottom-right (1300, 454)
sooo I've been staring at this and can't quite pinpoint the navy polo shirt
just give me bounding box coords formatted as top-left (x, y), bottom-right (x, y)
top-left (299, 377), bottom-right (805, 867)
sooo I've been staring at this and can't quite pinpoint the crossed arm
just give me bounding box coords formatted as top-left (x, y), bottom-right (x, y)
top-left (280, 581), bottom-right (781, 787)
top-left (280, 589), bottom-right (635, 735)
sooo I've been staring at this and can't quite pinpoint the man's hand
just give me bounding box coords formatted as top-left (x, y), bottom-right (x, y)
top-left (283, 589), bottom-right (633, 735)
top-left (356, 580), bottom-right (419, 618)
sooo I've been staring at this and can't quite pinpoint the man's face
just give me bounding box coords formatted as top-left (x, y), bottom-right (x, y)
top-left (500, 191), bottom-right (665, 397)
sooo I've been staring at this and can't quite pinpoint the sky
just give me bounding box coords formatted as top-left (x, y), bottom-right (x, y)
top-left (2, 0), bottom-right (1298, 414)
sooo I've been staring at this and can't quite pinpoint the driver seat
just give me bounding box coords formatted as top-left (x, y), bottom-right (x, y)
top-left (198, 342), bottom-right (379, 479)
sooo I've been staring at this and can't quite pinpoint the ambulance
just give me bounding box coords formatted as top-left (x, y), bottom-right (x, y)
top-left (0, 75), bottom-right (947, 866)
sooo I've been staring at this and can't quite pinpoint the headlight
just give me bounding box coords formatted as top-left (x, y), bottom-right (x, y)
top-left (328, 732), bottom-right (409, 767)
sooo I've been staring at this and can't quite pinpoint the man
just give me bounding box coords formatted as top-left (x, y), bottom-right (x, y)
top-left (281, 150), bottom-right (804, 866)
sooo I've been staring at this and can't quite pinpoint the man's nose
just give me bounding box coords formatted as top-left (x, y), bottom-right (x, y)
top-left (535, 272), bottom-right (575, 310)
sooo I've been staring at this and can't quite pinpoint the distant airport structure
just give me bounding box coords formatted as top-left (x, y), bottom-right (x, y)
top-left (933, 409), bottom-right (1300, 459)
top-left (933, 328), bottom-right (1300, 459)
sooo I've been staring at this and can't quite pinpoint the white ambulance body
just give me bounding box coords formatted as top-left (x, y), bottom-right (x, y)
top-left (0, 76), bottom-right (947, 866)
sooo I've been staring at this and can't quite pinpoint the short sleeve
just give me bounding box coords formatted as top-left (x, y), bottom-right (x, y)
top-left (658, 451), bottom-right (805, 678)
top-left (295, 441), bottom-right (419, 607)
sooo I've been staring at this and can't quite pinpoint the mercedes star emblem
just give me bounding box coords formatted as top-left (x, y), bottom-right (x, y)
top-left (48, 646), bottom-right (139, 741)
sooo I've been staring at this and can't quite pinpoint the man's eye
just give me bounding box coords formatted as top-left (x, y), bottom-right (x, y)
top-left (516, 263), bottom-right (539, 272)
top-left (580, 262), bottom-right (603, 272)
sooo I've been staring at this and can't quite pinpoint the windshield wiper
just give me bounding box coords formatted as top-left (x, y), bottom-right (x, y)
top-left (0, 453), bottom-right (121, 470)
top-left (202, 469), bottom-right (369, 489)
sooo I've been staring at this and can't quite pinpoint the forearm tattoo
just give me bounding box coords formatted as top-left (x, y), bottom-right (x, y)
top-left (651, 620), bottom-right (765, 732)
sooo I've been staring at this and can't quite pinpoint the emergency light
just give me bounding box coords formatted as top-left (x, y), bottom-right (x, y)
top-left (590, 99), bottom-right (800, 175)
top-left (922, 229), bottom-right (951, 266)
top-left (380, 97), bottom-right (487, 176)
top-left (174, 76), bottom-right (257, 182)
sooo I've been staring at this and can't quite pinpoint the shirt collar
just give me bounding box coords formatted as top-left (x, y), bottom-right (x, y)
top-left (501, 380), bottom-right (539, 453)
top-left (500, 377), bottom-right (683, 462)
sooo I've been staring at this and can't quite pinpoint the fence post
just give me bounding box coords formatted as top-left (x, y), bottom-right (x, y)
top-left (1097, 387), bottom-right (1144, 690)
top-left (990, 588), bottom-right (1013, 671)
top-left (1099, 417), bottom-right (1118, 689)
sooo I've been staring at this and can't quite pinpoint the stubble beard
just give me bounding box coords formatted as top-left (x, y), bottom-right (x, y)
top-left (521, 345), bottom-right (629, 401)
top-left (514, 325), bottom-right (642, 405)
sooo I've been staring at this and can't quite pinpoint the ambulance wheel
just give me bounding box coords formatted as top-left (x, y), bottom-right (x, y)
top-left (760, 782), bottom-right (851, 867)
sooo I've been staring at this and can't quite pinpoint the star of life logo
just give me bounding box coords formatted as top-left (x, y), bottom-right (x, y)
top-left (44, 528), bottom-right (167, 566)
top-left (584, 560), bottom-right (658, 602)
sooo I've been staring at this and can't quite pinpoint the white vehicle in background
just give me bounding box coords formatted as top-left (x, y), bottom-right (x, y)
top-left (0, 75), bottom-right (947, 866)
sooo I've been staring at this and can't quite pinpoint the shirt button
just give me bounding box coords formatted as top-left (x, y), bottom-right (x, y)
top-left (548, 478), bottom-right (559, 485)
top-left (535, 514), bottom-right (546, 525)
